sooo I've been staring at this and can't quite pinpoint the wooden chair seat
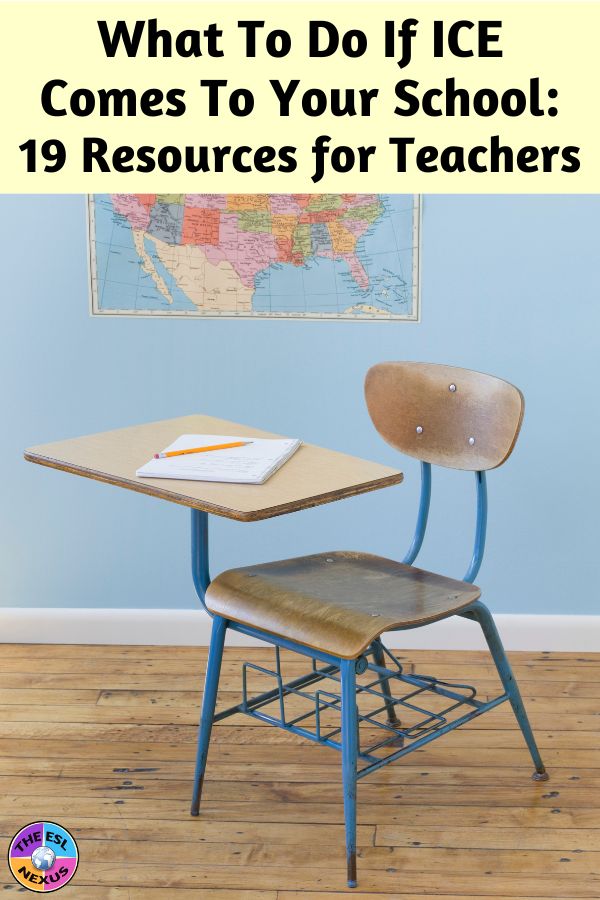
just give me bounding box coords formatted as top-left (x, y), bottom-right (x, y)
top-left (205, 551), bottom-right (480, 659)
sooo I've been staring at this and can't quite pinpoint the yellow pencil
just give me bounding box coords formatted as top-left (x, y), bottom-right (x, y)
top-left (154, 441), bottom-right (251, 459)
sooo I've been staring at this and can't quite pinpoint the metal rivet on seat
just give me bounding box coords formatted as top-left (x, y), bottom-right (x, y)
top-left (449, 383), bottom-right (457, 392)
top-left (415, 425), bottom-right (423, 435)
top-left (468, 436), bottom-right (476, 446)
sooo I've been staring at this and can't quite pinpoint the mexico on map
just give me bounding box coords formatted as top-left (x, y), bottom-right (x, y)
top-left (89, 194), bottom-right (420, 320)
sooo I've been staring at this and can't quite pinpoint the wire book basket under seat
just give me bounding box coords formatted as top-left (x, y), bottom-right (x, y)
top-left (214, 643), bottom-right (508, 780)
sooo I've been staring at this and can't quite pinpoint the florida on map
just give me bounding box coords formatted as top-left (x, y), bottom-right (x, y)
top-left (89, 194), bottom-right (419, 319)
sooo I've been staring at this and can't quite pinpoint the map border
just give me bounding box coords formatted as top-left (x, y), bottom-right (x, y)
top-left (87, 194), bottom-right (421, 322)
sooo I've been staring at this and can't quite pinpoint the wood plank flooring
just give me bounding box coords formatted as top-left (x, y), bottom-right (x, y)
top-left (0, 644), bottom-right (598, 898)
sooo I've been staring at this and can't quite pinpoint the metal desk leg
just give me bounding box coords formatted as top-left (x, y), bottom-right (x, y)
top-left (341, 658), bottom-right (358, 888)
top-left (371, 639), bottom-right (399, 726)
top-left (465, 601), bottom-right (548, 781)
top-left (191, 615), bottom-right (228, 815)
top-left (191, 508), bottom-right (211, 610)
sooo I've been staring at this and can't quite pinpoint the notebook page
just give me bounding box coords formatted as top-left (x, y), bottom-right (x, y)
top-left (136, 435), bottom-right (301, 484)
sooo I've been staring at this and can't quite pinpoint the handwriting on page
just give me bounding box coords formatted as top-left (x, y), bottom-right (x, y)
top-left (174, 456), bottom-right (274, 476)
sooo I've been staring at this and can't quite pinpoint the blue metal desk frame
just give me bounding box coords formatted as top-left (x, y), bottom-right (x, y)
top-left (189, 463), bottom-right (548, 888)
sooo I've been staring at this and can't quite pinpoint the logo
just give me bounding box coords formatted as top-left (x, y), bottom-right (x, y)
top-left (8, 822), bottom-right (78, 892)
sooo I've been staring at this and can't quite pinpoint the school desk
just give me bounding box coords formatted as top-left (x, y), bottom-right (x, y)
top-left (24, 369), bottom-right (548, 889)
top-left (24, 412), bottom-right (404, 604)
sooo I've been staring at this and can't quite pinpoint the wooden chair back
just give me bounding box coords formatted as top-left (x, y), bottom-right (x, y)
top-left (364, 362), bottom-right (524, 471)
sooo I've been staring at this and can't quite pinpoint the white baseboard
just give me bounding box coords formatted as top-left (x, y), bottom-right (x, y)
top-left (0, 608), bottom-right (598, 651)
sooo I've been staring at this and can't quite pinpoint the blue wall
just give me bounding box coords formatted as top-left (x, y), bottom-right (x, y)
top-left (1, 194), bottom-right (597, 613)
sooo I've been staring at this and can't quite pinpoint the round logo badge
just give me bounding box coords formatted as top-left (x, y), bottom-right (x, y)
top-left (8, 822), bottom-right (78, 892)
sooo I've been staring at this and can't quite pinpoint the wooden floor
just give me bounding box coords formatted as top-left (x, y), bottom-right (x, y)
top-left (0, 644), bottom-right (599, 899)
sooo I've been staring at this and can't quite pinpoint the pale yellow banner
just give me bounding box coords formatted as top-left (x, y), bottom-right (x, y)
top-left (0, 2), bottom-right (597, 192)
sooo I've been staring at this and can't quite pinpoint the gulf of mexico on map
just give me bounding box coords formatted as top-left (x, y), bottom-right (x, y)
top-left (88, 194), bottom-right (420, 319)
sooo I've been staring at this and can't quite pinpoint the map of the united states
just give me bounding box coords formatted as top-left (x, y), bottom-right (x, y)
top-left (89, 194), bottom-right (418, 319)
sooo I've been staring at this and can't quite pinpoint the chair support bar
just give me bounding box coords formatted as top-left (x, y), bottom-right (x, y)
top-left (400, 465), bottom-right (488, 584)
top-left (402, 461), bottom-right (432, 565)
top-left (463, 471), bottom-right (488, 584)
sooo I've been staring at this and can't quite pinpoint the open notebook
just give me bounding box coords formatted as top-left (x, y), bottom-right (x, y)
top-left (136, 434), bottom-right (302, 485)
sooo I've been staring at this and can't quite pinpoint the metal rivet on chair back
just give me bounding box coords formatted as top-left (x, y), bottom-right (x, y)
top-left (364, 361), bottom-right (524, 471)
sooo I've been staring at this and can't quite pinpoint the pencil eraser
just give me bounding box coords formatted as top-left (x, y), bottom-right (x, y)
top-left (153, 454), bottom-right (159, 459)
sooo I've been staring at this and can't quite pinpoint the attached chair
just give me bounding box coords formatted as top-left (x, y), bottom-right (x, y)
top-left (190, 362), bottom-right (548, 888)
